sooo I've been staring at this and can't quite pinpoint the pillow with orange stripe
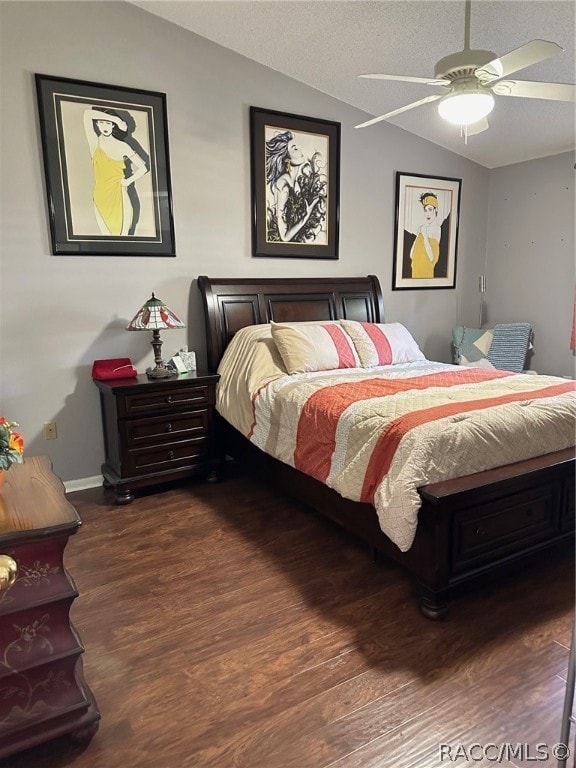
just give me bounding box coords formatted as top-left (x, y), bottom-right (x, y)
top-left (270, 321), bottom-right (360, 374)
top-left (340, 321), bottom-right (426, 367)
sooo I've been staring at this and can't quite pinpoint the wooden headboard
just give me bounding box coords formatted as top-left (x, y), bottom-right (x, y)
top-left (197, 275), bottom-right (384, 372)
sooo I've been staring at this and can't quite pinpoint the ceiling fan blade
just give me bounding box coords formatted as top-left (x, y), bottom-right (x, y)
top-left (492, 79), bottom-right (576, 101)
top-left (355, 95), bottom-right (442, 129)
top-left (476, 39), bottom-right (563, 83)
top-left (359, 73), bottom-right (448, 86)
top-left (466, 117), bottom-right (489, 136)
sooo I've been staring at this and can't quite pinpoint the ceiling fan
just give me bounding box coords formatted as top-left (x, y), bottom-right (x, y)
top-left (355, 0), bottom-right (576, 136)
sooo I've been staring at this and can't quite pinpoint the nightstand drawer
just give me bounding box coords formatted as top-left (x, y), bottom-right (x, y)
top-left (124, 410), bottom-right (209, 446)
top-left (125, 437), bottom-right (207, 475)
top-left (122, 384), bottom-right (213, 416)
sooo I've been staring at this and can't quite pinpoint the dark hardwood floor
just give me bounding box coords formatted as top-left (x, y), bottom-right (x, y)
top-left (3, 464), bottom-right (574, 768)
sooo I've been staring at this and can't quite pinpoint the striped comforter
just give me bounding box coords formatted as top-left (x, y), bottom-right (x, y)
top-left (217, 333), bottom-right (575, 552)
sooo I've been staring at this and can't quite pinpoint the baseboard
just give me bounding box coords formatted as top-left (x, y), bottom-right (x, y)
top-left (65, 475), bottom-right (103, 493)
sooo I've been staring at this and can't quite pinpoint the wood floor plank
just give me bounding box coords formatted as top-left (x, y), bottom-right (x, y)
top-left (318, 643), bottom-right (569, 768)
top-left (188, 636), bottom-right (569, 768)
top-left (2, 466), bottom-right (573, 768)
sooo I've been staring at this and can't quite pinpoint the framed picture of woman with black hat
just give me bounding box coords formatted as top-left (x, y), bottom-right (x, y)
top-left (35, 74), bottom-right (175, 256)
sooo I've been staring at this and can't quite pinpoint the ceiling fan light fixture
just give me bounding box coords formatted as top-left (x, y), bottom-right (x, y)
top-left (438, 90), bottom-right (495, 126)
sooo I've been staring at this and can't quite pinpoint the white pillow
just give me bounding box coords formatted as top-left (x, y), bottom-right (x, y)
top-left (271, 321), bottom-right (360, 374)
top-left (340, 320), bottom-right (426, 367)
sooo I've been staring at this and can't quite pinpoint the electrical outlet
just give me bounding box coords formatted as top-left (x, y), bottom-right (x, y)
top-left (44, 421), bottom-right (57, 440)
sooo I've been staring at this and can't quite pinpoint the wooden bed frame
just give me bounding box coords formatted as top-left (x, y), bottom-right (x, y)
top-left (198, 274), bottom-right (575, 618)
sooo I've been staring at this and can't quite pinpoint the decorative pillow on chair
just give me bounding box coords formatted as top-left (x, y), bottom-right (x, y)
top-left (487, 323), bottom-right (532, 373)
top-left (340, 321), bottom-right (426, 367)
top-left (270, 321), bottom-right (360, 374)
top-left (451, 326), bottom-right (494, 366)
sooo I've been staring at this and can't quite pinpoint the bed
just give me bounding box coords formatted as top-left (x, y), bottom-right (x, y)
top-left (198, 274), bottom-right (575, 618)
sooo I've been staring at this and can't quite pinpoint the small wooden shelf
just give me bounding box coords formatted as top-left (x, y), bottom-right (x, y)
top-left (0, 456), bottom-right (100, 760)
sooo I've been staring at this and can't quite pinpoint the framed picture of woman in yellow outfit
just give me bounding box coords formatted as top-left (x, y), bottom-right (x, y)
top-left (35, 74), bottom-right (175, 256)
top-left (392, 172), bottom-right (461, 290)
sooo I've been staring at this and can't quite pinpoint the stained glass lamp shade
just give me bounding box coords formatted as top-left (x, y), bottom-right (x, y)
top-left (126, 293), bottom-right (186, 379)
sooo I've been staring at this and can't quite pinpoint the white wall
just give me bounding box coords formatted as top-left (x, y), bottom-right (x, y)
top-left (485, 151), bottom-right (575, 377)
top-left (4, 0), bottom-right (566, 484)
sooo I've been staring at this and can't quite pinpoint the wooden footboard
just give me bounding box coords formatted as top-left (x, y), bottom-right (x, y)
top-left (415, 449), bottom-right (575, 614)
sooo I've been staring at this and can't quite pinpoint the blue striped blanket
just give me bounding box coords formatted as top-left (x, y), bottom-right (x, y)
top-left (487, 323), bottom-right (532, 373)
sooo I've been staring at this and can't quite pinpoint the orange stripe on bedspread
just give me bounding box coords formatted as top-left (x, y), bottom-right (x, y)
top-left (360, 380), bottom-right (576, 504)
top-left (294, 368), bottom-right (512, 484)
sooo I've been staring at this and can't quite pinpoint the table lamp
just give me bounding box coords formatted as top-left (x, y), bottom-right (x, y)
top-left (126, 293), bottom-right (186, 379)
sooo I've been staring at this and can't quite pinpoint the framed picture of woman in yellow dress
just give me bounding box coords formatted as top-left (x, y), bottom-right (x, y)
top-left (392, 172), bottom-right (461, 290)
top-left (35, 74), bottom-right (175, 256)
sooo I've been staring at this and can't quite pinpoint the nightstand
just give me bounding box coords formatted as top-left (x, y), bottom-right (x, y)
top-left (94, 371), bottom-right (220, 504)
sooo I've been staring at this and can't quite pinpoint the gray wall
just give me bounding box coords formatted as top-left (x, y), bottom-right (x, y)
top-left (0, 1), bottom-right (569, 485)
top-left (485, 152), bottom-right (575, 377)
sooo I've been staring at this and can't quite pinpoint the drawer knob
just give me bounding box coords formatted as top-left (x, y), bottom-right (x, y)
top-left (165, 396), bottom-right (173, 404)
top-left (166, 423), bottom-right (173, 433)
top-left (0, 555), bottom-right (18, 592)
top-left (167, 450), bottom-right (175, 460)
top-left (474, 527), bottom-right (486, 538)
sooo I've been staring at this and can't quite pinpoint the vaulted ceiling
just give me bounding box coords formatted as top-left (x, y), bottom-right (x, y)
top-left (131, 0), bottom-right (576, 168)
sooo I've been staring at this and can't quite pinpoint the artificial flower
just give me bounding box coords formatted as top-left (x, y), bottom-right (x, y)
top-left (0, 419), bottom-right (24, 470)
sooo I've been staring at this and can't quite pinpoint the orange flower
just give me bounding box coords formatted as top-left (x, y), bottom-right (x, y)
top-left (9, 432), bottom-right (24, 455)
top-left (0, 418), bottom-right (25, 470)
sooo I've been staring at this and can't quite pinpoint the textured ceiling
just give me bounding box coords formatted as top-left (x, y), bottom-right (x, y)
top-left (131, 0), bottom-right (576, 168)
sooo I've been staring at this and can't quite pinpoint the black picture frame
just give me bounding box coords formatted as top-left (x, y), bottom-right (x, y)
top-left (35, 74), bottom-right (175, 256)
top-left (250, 107), bottom-right (340, 259)
top-left (392, 172), bottom-right (462, 290)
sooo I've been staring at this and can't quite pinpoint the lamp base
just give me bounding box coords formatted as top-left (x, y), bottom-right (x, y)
top-left (146, 330), bottom-right (177, 378)
top-left (145, 365), bottom-right (177, 379)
